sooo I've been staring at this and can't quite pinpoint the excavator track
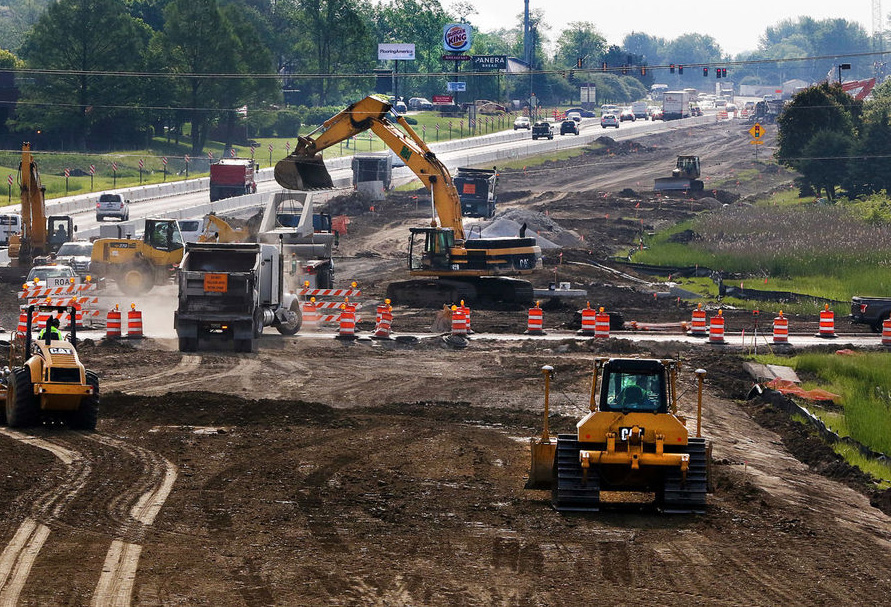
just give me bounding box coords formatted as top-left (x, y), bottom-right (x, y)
top-left (551, 435), bottom-right (600, 512)
top-left (386, 277), bottom-right (534, 308)
top-left (659, 437), bottom-right (708, 514)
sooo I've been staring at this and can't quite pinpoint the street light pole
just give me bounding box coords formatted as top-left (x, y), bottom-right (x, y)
top-left (838, 63), bottom-right (851, 84)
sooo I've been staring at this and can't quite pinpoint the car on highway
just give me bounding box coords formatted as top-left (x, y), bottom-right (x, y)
top-left (566, 111), bottom-right (582, 123)
top-left (96, 193), bottom-right (130, 221)
top-left (601, 114), bottom-right (620, 129)
top-left (408, 97), bottom-right (434, 111)
top-left (651, 108), bottom-right (664, 121)
top-left (560, 119), bottom-right (580, 135)
top-left (513, 116), bottom-right (531, 130)
top-left (531, 121), bottom-right (555, 140)
top-left (53, 241), bottom-right (93, 277)
top-left (619, 108), bottom-right (636, 122)
top-left (565, 107), bottom-right (597, 118)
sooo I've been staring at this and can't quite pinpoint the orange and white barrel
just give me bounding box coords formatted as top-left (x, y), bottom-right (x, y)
top-left (301, 298), bottom-right (320, 331)
top-left (337, 301), bottom-right (357, 338)
top-left (525, 303), bottom-right (545, 335)
top-left (818, 305), bottom-right (836, 338)
top-left (373, 301), bottom-right (393, 339)
top-left (883, 318), bottom-right (891, 347)
top-left (458, 301), bottom-right (472, 334)
top-left (690, 304), bottom-right (708, 336)
top-left (594, 307), bottom-right (610, 338)
top-left (578, 303), bottom-right (597, 335)
top-left (451, 305), bottom-right (468, 336)
top-left (106, 305), bottom-right (122, 339)
top-left (709, 310), bottom-right (726, 344)
top-left (127, 304), bottom-right (143, 338)
top-left (16, 308), bottom-right (27, 336)
top-left (773, 312), bottom-right (789, 344)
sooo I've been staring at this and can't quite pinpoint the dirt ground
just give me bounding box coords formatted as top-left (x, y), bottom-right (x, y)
top-left (1, 120), bottom-right (890, 606)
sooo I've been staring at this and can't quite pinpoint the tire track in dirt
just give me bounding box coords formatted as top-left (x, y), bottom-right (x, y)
top-left (0, 430), bottom-right (88, 607)
top-left (105, 355), bottom-right (264, 396)
top-left (102, 353), bottom-right (201, 392)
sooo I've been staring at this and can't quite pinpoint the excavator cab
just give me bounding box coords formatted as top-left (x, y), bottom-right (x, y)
top-left (409, 227), bottom-right (454, 270)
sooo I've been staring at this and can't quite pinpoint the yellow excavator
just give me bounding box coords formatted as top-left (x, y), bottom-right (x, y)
top-left (274, 94), bottom-right (541, 306)
top-left (9, 143), bottom-right (75, 267)
top-left (197, 213), bottom-right (255, 243)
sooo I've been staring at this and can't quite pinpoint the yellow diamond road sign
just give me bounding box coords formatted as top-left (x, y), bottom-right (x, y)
top-left (749, 123), bottom-right (764, 139)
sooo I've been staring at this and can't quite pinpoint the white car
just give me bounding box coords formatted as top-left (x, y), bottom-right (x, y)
top-left (178, 219), bottom-right (204, 243)
top-left (96, 193), bottom-right (130, 221)
top-left (26, 264), bottom-right (80, 287)
top-left (513, 116), bottom-right (531, 130)
top-left (601, 114), bottom-right (620, 128)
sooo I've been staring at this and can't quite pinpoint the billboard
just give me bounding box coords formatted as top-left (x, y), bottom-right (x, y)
top-left (378, 43), bottom-right (416, 61)
top-left (443, 23), bottom-right (472, 52)
top-left (472, 55), bottom-right (507, 71)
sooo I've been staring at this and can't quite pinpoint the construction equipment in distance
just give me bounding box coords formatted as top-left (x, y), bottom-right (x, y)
top-left (8, 143), bottom-right (75, 267)
top-left (90, 218), bottom-right (184, 294)
top-left (653, 155), bottom-right (704, 192)
top-left (454, 166), bottom-right (498, 218)
top-left (528, 358), bottom-right (710, 513)
top-left (198, 212), bottom-right (257, 243)
top-left (273, 94), bottom-right (541, 306)
top-left (0, 304), bottom-right (99, 430)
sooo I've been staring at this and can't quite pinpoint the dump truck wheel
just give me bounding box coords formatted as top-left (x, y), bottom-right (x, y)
top-left (276, 301), bottom-right (302, 336)
top-left (7, 367), bottom-right (38, 428)
top-left (70, 371), bottom-right (99, 431)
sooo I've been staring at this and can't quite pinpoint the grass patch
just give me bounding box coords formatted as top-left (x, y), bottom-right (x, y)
top-left (496, 145), bottom-right (599, 171)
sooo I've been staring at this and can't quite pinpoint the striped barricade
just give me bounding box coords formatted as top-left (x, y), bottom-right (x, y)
top-left (298, 286), bottom-right (363, 326)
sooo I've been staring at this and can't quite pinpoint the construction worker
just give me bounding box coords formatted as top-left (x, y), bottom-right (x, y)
top-left (38, 317), bottom-right (63, 341)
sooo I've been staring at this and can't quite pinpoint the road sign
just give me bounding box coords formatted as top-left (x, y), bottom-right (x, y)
top-left (161, 157), bottom-right (168, 165)
top-left (749, 123), bottom-right (764, 139)
top-left (441, 54), bottom-right (471, 61)
top-left (64, 168), bottom-right (70, 178)
top-left (229, 148), bottom-right (237, 158)
top-left (138, 159), bottom-right (143, 169)
top-left (432, 95), bottom-right (453, 104)
top-left (268, 144), bottom-right (273, 153)
top-left (471, 55), bottom-right (506, 71)
top-left (112, 162), bottom-right (117, 171)
top-left (7, 175), bottom-right (12, 186)
top-left (447, 81), bottom-right (466, 92)
top-left (208, 152), bottom-right (213, 160)
top-left (749, 140), bottom-right (765, 145)
top-left (89, 164), bottom-right (95, 175)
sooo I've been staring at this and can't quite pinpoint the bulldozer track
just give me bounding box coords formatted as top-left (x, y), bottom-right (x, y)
top-left (0, 430), bottom-right (88, 606)
top-left (0, 430), bottom-right (176, 606)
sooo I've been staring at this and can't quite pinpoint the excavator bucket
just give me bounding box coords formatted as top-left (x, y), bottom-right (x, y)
top-left (274, 153), bottom-right (334, 190)
top-left (526, 365), bottom-right (558, 489)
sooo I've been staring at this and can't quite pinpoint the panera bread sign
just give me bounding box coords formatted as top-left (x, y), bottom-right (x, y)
top-left (443, 23), bottom-right (472, 52)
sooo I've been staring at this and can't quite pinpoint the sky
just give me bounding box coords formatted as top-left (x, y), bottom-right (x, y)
top-left (458, 1), bottom-right (878, 56)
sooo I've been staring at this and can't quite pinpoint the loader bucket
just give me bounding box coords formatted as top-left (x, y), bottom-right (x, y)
top-left (527, 436), bottom-right (557, 488)
top-left (274, 154), bottom-right (334, 190)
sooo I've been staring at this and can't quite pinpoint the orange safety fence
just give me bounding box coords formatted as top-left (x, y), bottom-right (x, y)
top-left (764, 379), bottom-right (840, 403)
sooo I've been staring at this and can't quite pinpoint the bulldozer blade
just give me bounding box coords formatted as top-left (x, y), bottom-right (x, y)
top-left (526, 436), bottom-right (557, 489)
top-left (274, 154), bottom-right (334, 190)
top-left (654, 177), bottom-right (703, 192)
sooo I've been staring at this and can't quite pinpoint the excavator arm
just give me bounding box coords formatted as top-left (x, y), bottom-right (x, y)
top-left (274, 95), bottom-right (465, 240)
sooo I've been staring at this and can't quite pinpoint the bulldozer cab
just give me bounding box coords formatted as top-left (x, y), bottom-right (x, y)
top-left (601, 359), bottom-right (668, 413)
top-left (144, 219), bottom-right (184, 252)
top-left (409, 227), bottom-right (454, 271)
top-left (672, 156), bottom-right (701, 179)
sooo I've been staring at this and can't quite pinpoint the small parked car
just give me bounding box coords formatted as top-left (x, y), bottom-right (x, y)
top-left (96, 193), bottom-right (130, 221)
top-left (560, 119), bottom-right (580, 135)
top-left (408, 97), bottom-right (434, 111)
top-left (601, 114), bottom-right (620, 129)
top-left (513, 116), bottom-right (531, 130)
top-left (531, 121), bottom-right (555, 140)
top-left (619, 108), bottom-right (636, 122)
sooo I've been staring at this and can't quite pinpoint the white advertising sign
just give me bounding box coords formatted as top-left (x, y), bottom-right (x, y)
top-left (378, 43), bottom-right (416, 61)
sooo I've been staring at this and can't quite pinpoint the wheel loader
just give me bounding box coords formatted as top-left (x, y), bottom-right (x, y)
top-left (653, 155), bottom-right (704, 192)
top-left (0, 305), bottom-right (99, 430)
top-left (528, 358), bottom-right (710, 513)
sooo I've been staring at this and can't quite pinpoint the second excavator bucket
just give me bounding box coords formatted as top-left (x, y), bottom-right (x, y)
top-left (274, 153), bottom-right (334, 190)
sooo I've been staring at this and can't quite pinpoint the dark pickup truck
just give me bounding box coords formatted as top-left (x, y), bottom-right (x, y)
top-left (850, 296), bottom-right (891, 332)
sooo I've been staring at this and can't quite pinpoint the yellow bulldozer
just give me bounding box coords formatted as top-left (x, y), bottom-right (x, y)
top-left (90, 218), bottom-right (184, 294)
top-left (0, 304), bottom-right (99, 430)
top-left (528, 357), bottom-right (710, 513)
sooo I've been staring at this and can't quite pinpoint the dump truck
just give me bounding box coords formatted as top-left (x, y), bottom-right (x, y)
top-left (174, 242), bottom-right (301, 353)
top-left (0, 304), bottom-right (99, 430)
top-left (256, 191), bottom-right (336, 290)
top-left (273, 94), bottom-right (540, 306)
top-left (528, 358), bottom-right (710, 513)
top-left (209, 158), bottom-right (258, 202)
top-left (654, 155), bottom-right (704, 192)
top-left (453, 167), bottom-right (498, 218)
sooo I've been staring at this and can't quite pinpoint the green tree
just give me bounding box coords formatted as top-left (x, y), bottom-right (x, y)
top-left (623, 32), bottom-right (665, 67)
top-left (0, 49), bottom-right (24, 136)
top-left (849, 110), bottom-right (891, 196)
top-left (17, 0), bottom-right (152, 149)
top-left (776, 83), bottom-right (861, 169)
top-left (554, 22), bottom-right (606, 70)
top-left (797, 130), bottom-right (854, 200)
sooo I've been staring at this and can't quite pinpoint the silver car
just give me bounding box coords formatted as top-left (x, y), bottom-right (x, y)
top-left (96, 193), bottom-right (130, 221)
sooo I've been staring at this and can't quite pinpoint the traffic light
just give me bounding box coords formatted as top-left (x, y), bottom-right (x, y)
top-left (569, 69), bottom-right (575, 80)
top-left (577, 57), bottom-right (582, 68)
top-left (716, 67), bottom-right (722, 79)
top-left (640, 67), bottom-right (647, 76)
top-left (602, 62), bottom-right (608, 72)
top-left (622, 65), bottom-right (628, 75)
top-left (703, 67), bottom-right (709, 77)
top-left (721, 68), bottom-right (728, 78)
top-left (678, 65), bottom-right (684, 75)
top-left (670, 64), bottom-right (675, 74)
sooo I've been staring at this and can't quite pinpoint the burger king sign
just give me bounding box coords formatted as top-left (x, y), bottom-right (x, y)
top-left (443, 23), bottom-right (472, 52)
